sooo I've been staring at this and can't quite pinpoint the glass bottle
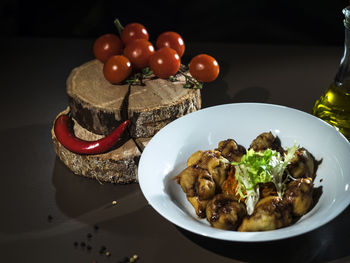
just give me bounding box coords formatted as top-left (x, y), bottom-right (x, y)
top-left (312, 6), bottom-right (350, 140)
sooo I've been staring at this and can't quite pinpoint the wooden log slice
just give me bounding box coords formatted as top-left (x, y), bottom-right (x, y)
top-left (128, 77), bottom-right (202, 138)
top-left (51, 108), bottom-right (140, 184)
top-left (135, 137), bottom-right (151, 151)
top-left (67, 59), bottom-right (201, 137)
top-left (67, 60), bottom-right (129, 135)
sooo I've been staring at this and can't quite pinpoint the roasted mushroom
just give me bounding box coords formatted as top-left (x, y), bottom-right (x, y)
top-left (175, 166), bottom-right (216, 218)
top-left (284, 177), bottom-right (314, 217)
top-left (238, 196), bottom-right (292, 231)
top-left (186, 150), bottom-right (229, 188)
top-left (216, 139), bottom-right (246, 162)
top-left (206, 194), bottom-right (246, 230)
top-left (249, 132), bottom-right (284, 154)
top-left (176, 166), bottom-right (216, 200)
top-left (187, 150), bottom-right (204, 167)
top-left (187, 196), bottom-right (209, 218)
top-left (287, 148), bottom-right (315, 179)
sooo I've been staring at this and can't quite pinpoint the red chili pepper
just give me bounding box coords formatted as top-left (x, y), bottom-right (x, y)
top-left (54, 114), bottom-right (130, 154)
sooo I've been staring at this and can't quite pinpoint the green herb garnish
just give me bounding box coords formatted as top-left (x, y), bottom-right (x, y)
top-left (178, 70), bottom-right (203, 89)
top-left (231, 142), bottom-right (298, 215)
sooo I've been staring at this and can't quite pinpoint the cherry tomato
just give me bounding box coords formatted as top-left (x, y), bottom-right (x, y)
top-left (149, 47), bottom-right (181, 79)
top-left (121, 23), bottom-right (149, 45)
top-left (103, 55), bottom-right (132, 84)
top-left (156, 31), bottom-right (185, 57)
top-left (189, 54), bottom-right (219, 82)
top-left (93, 34), bottom-right (123, 63)
top-left (123, 39), bottom-right (155, 70)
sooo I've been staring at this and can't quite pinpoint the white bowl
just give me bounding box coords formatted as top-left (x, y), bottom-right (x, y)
top-left (138, 103), bottom-right (350, 242)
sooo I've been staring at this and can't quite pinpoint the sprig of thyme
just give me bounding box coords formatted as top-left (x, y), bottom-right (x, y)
top-left (177, 65), bottom-right (203, 89)
top-left (124, 67), bottom-right (153, 86)
top-left (168, 76), bottom-right (177, 82)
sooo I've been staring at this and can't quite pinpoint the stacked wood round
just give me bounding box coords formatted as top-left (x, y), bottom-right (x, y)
top-left (51, 60), bottom-right (201, 183)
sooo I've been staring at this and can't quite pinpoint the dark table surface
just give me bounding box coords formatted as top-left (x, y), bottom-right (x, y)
top-left (0, 37), bottom-right (349, 263)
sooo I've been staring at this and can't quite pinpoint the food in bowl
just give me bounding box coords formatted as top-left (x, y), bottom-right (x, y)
top-left (174, 131), bottom-right (321, 232)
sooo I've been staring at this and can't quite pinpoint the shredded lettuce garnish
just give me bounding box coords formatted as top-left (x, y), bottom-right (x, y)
top-left (231, 142), bottom-right (298, 215)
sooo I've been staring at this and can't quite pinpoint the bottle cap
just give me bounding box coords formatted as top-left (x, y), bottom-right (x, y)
top-left (343, 7), bottom-right (350, 29)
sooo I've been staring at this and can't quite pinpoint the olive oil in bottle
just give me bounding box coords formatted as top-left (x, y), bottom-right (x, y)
top-left (312, 7), bottom-right (350, 140)
top-left (312, 82), bottom-right (350, 139)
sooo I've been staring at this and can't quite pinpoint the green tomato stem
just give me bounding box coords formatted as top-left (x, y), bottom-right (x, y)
top-left (114, 18), bottom-right (124, 37)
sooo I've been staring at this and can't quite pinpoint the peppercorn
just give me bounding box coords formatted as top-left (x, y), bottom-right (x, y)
top-left (47, 214), bottom-right (53, 222)
top-left (93, 224), bottom-right (99, 231)
top-left (87, 233), bottom-right (92, 239)
top-left (73, 241), bottom-right (78, 247)
top-left (87, 245), bottom-right (92, 251)
top-left (129, 254), bottom-right (139, 263)
top-left (80, 242), bottom-right (86, 248)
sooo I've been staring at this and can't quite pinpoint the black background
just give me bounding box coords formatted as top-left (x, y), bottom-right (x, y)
top-left (1, 0), bottom-right (350, 45)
